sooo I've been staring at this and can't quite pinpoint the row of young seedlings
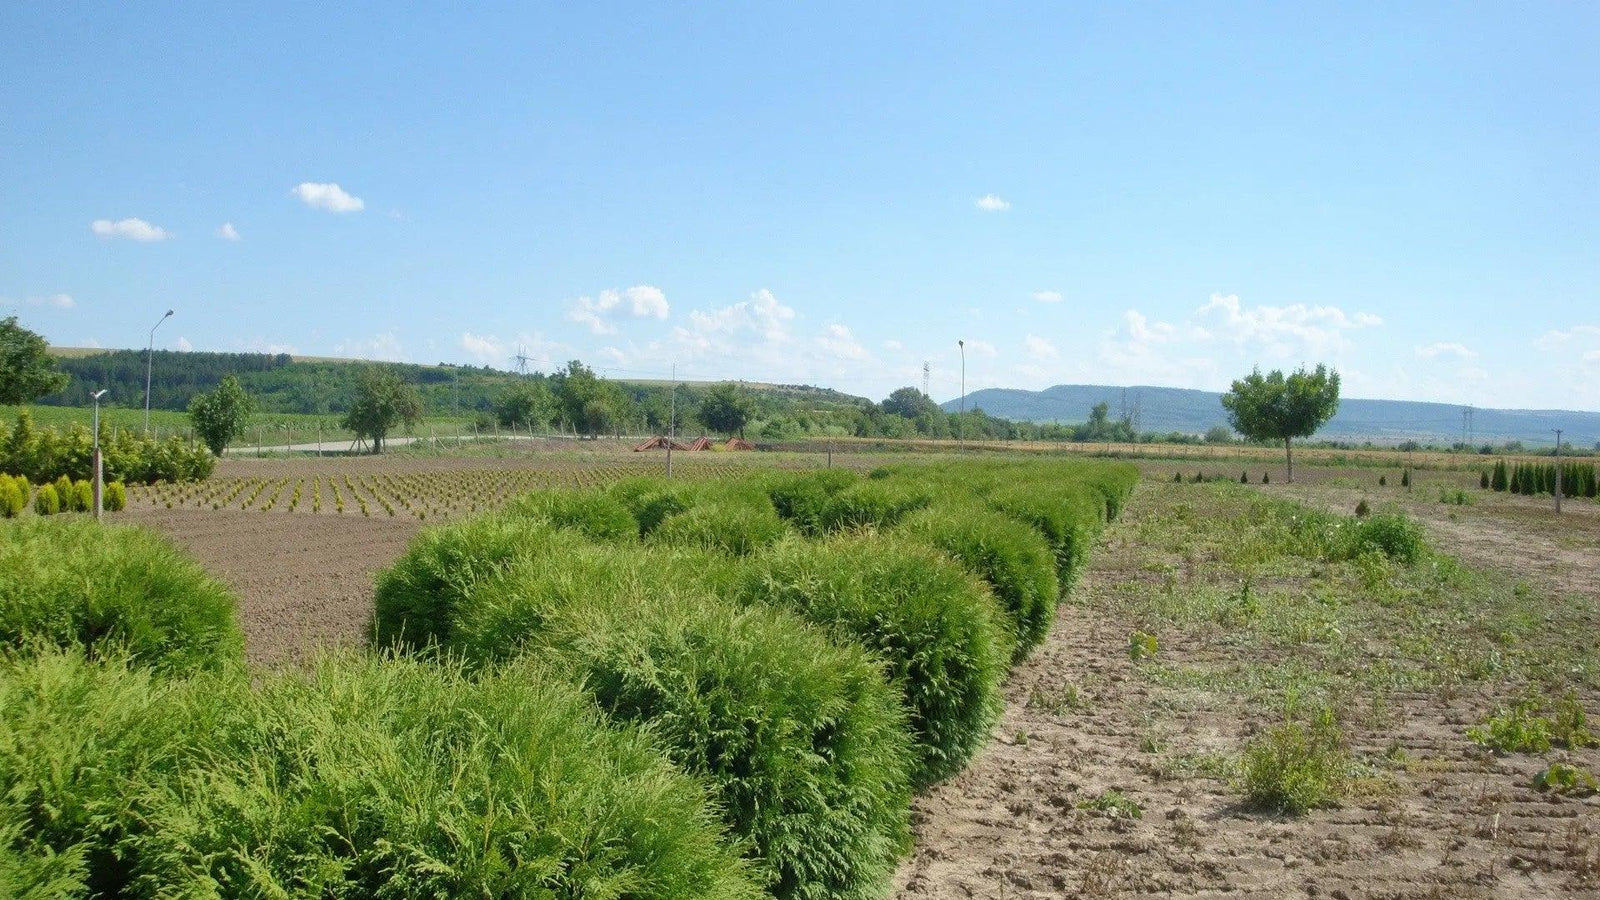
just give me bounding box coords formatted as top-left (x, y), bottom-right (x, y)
top-left (0, 472), bottom-right (128, 517)
top-left (1482, 459), bottom-right (1599, 498)
top-left (130, 461), bottom-right (760, 520)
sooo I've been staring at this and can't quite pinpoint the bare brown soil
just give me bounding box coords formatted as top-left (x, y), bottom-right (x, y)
top-left (126, 505), bottom-right (420, 667)
top-left (894, 475), bottom-right (1600, 899)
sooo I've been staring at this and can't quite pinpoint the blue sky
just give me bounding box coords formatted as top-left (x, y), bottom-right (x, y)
top-left (3, 3), bottom-right (1596, 410)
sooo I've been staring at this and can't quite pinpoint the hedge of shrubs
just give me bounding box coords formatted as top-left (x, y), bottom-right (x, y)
top-left (1, 411), bottom-right (214, 485)
top-left (0, 649), bottom-right (760, 899)
top-left (3, 457), bottom-right (1140, 899)
top-left (1488, 458), bottom-right (1599, 499)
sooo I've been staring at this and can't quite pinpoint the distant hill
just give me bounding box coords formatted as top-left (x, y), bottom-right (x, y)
top-left (944, 384), bottom-right (1600, 449)
top-left (41, 346), bottom-right (869, 418)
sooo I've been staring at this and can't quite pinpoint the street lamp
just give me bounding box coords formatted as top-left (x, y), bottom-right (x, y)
top-left (90, 389), bottom-right (107, 519)
top-left (144, 309), bottom-right (173, 433)
top-left (958, 339), bottom-right (966, 454)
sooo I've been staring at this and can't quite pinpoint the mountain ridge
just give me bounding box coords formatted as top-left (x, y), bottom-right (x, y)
top-left (943, 384), bottom-right (1600, 448)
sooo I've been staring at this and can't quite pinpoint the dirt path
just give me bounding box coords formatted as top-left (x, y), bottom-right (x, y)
top-left (893, 482), bottom-right (1600, 899)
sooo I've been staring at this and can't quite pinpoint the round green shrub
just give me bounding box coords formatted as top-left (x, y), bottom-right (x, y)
top-left (735, 535), bottom-right (1012, 786)
top-left (51, 476), bottom-right (74, 509)
top-left (987, 484), bottom-right (1100, 586)
top-left (764, 469), bottom-right (859, 534)
top-left (607, 476), bottom-right (693, 536)
top-left (372, 513), bottom-right (573, 651)
top-left (649, 489), bottom-right (787, 556)
top-left (32, 485), bottom-right (58, 516)
top-left (0, 518), bottom-right (242, 671)
top-left (0, 477), bottom-right (23, 519)
top-left (103, 480), bottom-right (127, 512)
top-left (508, 489), bottom-right (638, 541)
top-left (392, 544), bottom-right (916, 900)
top-left (816, 480), bottom-right (932, 532)
top-left (71, 480), bottom-right (92, 513)
top-left (898, 504), bottom-right (1058, 661)
top-left (0, 649), bottom-right (761, 899)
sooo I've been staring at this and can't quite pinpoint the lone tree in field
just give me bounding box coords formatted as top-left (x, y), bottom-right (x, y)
top-left (188, 374), bottom-right (255, 455)
top-left (343, 365), bottom-right (422, 454)
top-left (699, 382), bottom-right (754, 438)
top-left (0, 316), bottom-right (69, 404)
top-left (1220, 365), bottom-right (1340, 483)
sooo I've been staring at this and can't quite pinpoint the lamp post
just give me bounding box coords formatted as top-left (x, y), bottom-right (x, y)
top-left (144, 309), bottom-right (173, 433)
top-left (90, 389), bottom-right (107, 519)
top-left (958, 339), bottom-right (966, 454)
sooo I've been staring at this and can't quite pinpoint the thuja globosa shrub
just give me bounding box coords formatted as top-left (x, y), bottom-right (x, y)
top-left (764, 469), bottom-right (859, 535)
top-left (0, 649), bottom-right (761, 900)
top-left (987, 483), bottom-right (1101, 588)
top-left (31, 484), bottom-right (58, 516)
top-left (734, 534), bottom-right (1012, 787)
top-left (372, 513), bottom-right (563, 651)
top-left (648, 486), bottom-right (788, 556)
top-left (897, 504), bottom-right (1059, 662)
top-left (507, 488), bottom-right (638, 542)
top-left (0, 517), bottom-right (242, 671)
top-left (376, 540), bottom-right (915, 900)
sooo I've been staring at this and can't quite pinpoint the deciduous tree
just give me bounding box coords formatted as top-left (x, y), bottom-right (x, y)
top-left (0, 317), bottom-right (69, 404)
top-left (700, 382), bottom-right (754, 437)
top-left (188, 374), bottom-right (256, 455)
top-left (342, 365), bottom-right (422, 454)
top-left (1220, 365), bottom-right (1340, 483)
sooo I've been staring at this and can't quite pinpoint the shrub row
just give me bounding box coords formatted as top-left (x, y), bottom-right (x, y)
top-left (0, 475), bottom-right (127, 518)
top-left (1489, 459), bottom-right (1599, 499)
top-left (376, 518), bottom-right (914, 900)
top-left (371, 459), bottom-right (1138, 896)
top-left (1, 411), bottom-right (214, 485)
top-left (0, 649), bottom-right (760, 899)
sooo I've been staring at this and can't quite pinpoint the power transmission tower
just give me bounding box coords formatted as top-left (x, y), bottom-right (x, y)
top-left (511, 345), bottom-right (532, 375)
top-left (922, 361), bottom-right (931, 398)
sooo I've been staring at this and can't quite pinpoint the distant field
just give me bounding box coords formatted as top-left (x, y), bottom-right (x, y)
top-left (0, 403), bottom-right (475, 452)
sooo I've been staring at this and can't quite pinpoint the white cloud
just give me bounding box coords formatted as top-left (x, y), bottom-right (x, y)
top-left (1, 293), bottom-right (75, 309)
top-left (1415, 342), bottom-right (1476, 360)
top-left (1536, 324), bottom-right (1600, 351)
top-left (962, 339), bottom-right (997, 358)
top-left (91, 217), bottom-right (170, 241)
top-left (1196, 293), bottom-right (1381, 357)
top-left (217, 222), bottom-right (240, 241)
top-left (1023, 334), bottom-right (1059, 360)
top-left (459, 332), bottom-right (506, 364)
top-left (333, 331), bottom-right (403, 362)
top-left (234, 338), bottom-right (298, 355)
top-left (816, 323), bottom-right (869, 360)
top-left (975, 194), bottom-right (1010, 212)
top-left (685, 288), bottom-right (795, 343)
top-left (621, 285), bottom-right (669, 319)
top-left (883, 339), bottom-right (904, 352)
top-left (1031, 290), bottom-right (1063, 304)
top-left (292, 182), bottom-right (365, 213)
top-left (567, 284), bottom-right (671, 334)
top-left (175, 336), bottom-right (194, 351)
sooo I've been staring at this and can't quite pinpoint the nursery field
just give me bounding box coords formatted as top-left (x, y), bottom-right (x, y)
top-left (6, 444), bottom-right (1599, 898)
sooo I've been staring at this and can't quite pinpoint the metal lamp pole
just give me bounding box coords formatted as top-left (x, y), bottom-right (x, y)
top-left (958, 339), bottom-right (966, 454)
top-left (144, 309), bottom-right (173, 432)
top-left (666, 363), bottom-right (676, 479)
top-left (90, 390), bottom-right (107, 519)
